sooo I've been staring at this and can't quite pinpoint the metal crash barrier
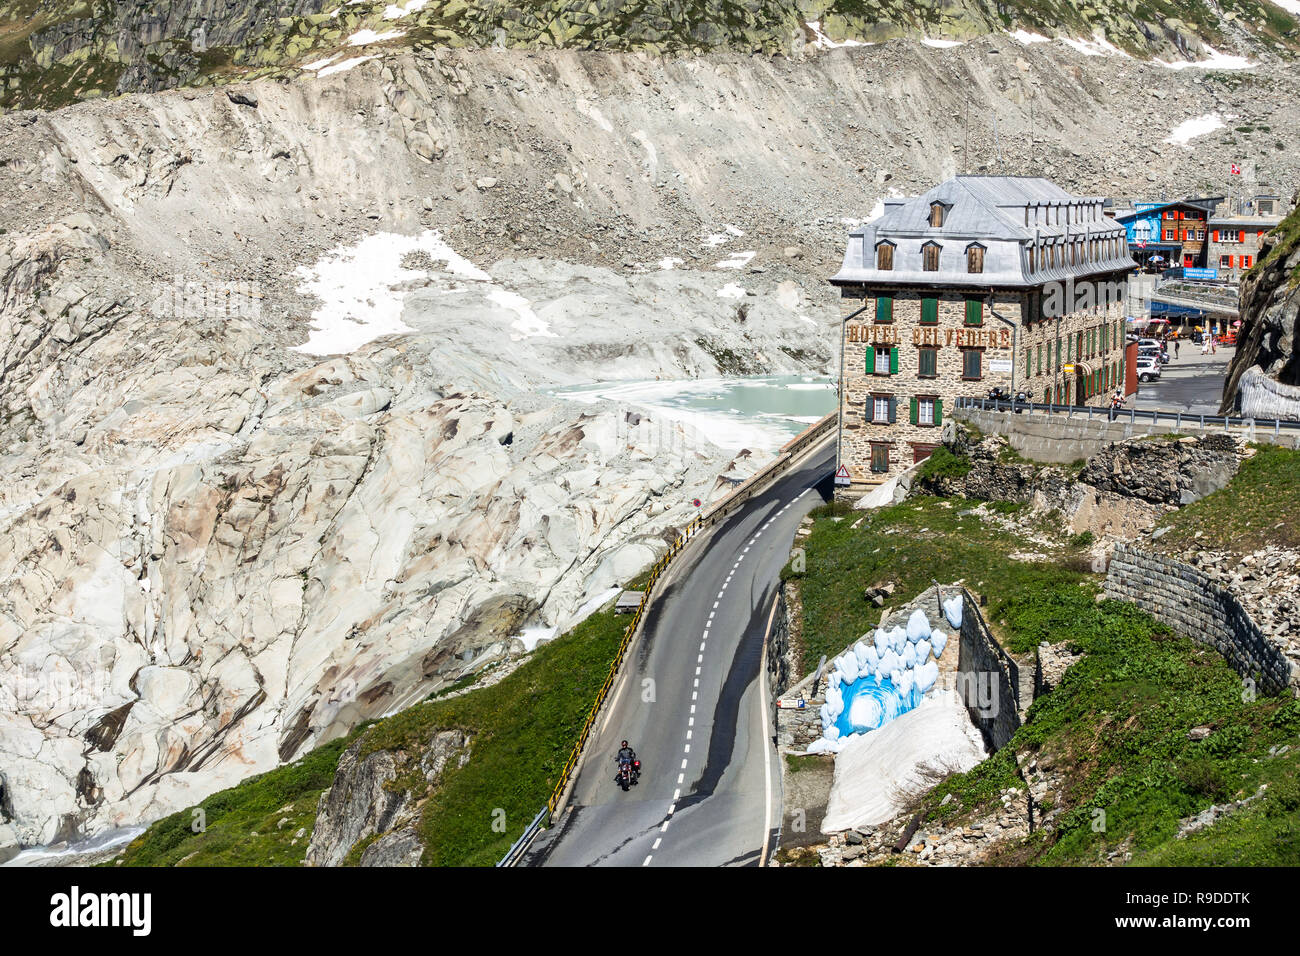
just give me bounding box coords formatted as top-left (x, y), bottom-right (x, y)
top-left (496, 411), bottom-right (837, 865)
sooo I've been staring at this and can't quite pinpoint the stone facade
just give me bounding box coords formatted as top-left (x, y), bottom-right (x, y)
top-left (836, 286), bottom-right (1128, 489)
top-left (1104, 543), bottom-right (1295, 696)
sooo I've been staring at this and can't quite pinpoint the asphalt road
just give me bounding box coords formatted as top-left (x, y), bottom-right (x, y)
top-left (1131, 346), bottom-right (1233, 416)
top-left (526, 440), bottom-right (835, 867)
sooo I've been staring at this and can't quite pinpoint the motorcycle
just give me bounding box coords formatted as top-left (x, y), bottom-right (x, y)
top-left (616, 757), bottom-right (641, 791)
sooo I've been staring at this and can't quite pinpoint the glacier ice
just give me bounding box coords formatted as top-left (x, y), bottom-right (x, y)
top-left (906, 609), bottom-right (931, 643)
top-left (943, 595), bottom-right (963, 629)
top-left (915, 659), bottom-right (939, 694)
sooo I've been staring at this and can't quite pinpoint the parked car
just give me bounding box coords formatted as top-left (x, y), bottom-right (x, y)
top-left (1138, 338), bottom-right (1170, 363)
top-left (1136, 355), bottom-right (1162, 383)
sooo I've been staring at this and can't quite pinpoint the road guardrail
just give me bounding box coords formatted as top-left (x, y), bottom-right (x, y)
top-left (954, 396), bottom-right (1300, 440)
top-left (495, 411), bottom-right (837, 865)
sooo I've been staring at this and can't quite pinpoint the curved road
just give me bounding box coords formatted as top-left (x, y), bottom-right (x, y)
top-left (527, 440), bottom-right (834, 867)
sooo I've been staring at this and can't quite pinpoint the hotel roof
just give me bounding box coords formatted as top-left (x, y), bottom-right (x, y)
top-left (831, 175), bottom-right (1134, 290)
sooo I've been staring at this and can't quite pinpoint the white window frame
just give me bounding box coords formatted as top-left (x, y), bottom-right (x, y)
top-left (873, 395), bottom-right (890, 424)
top-left (918, 398), bottom-right (935, 425)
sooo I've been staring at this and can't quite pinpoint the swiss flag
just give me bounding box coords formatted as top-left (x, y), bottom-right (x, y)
top-left (1231, 163), bottom-right (1242, 175)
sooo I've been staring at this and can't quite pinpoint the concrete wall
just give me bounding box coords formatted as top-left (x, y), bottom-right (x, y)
top-left (956, 588), bottom-right (1022, 751)
top-left (953, 405), bottom-right (1300, 463)
top-left (1104, 544), bottom-right (1296, 696)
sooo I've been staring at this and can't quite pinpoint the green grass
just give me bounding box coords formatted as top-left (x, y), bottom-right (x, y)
top-left (111, 597), bottom-right (630, 867)
top-left (111, 728), bottom-right (367, 867)
top-left (1154, 444), bottom-right (1300, 552)
top-left (358, 601), bottom-right (628, 866)
top-left (788, 495), bottom-right (1087, 671)
top-left (916, 445), bottom-right (972, 483)
top-left (793, 482), bottom-right (1300, 866)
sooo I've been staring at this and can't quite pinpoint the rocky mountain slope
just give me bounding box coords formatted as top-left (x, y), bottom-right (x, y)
top-left (1223, 190), bottom-right (1300, 416)
top-left (2, 0), bottom-right (1298, 112)
top-left (2, 29), bottom-right (1300, 859)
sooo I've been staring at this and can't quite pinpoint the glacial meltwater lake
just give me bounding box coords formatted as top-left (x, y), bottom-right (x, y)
top-left (549, 374), bottom-right (837, 453)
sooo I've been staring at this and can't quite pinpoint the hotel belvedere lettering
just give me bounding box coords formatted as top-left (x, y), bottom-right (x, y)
top-left (847, 324), bottom-right (1011, 349)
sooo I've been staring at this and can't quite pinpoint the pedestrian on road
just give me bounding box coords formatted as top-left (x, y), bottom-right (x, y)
top-left (1174, 338), bottom-right (1180, 359)
top-left (1211, 333), bottom-right (1217, 354)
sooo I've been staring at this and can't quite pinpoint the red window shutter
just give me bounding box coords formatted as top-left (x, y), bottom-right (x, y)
top-left (1213, 230), bottom-right (1219, 241)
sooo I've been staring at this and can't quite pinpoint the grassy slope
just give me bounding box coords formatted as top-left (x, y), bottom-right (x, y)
top-left (113, 601), bottom-right (628, 867)
top-left (112, 729), bottom-right (366, 866)
top-left (1154, 444), bottom-right (1300, 553)
top-left (791, 473), bottom-right (1300, 865)
top-left (785, 494), bottom-right (1096, 673)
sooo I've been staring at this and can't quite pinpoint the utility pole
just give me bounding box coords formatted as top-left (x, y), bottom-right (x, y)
top-left (963, 96), bottom-right (969, 173)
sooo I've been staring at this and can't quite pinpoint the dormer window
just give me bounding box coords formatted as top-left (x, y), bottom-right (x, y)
top-left (929, 203), bottom-right (946, 228)
top-left (966, 243), bottom-right (985, 274)
top-left (922, 242), bottom-right (942, 272)
top-left (876, 241), bottom-right (895, 271)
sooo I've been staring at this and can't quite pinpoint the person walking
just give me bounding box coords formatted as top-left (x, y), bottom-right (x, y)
top-left (1174, 337), bottom-right (1180, 359)
top-left (1210, 332), bottom-right (1217, 354)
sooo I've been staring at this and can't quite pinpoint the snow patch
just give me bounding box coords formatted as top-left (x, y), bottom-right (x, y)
top-left (382, 0), bottom-right (428, 18)
top-left (805, 21), bottom-right (870, 49)
top-left (1156, 45), bottom-right (1254, 70)
top-left (314, 55), bottom-right (379, 77)
top-left (716, 283), bottom-right (747, 298)
top-left (292, 230), bottom-right (489, 355)
top-left (1059, 34), bottom-right (1128, 57)
top-left (515, 626), bottom-right (559, 652)
top-left (822, 691), bottom-right (987, 832)
top-left (1010, 29), bottom-right (1050, 44)
top-left (921, 36), bottom-right (964, 48)
top-left (349, 29), bottom-right (405, 46)
top-left (487, 287), bottom-right (558, 340)
top-left (1164, 113), bottom-right (1225, 146)
top-left (715, 250), bottom-right (756, 270)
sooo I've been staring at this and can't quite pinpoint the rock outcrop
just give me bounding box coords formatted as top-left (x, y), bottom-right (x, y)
top-left (305, 728), bottom-right (470, 867)
top-left (914, 425), bottom-right (1244, 538)
top-left (1224, 191), bottom-right (1300, 418)
top-left (4, 0), bottom-right (1293, 112)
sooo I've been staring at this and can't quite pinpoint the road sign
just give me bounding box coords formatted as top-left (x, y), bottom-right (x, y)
top-left (834, 464), bottom-right (850, 486)
top-left (777, 698), bottom-right (807, 709)
top-left (988, 358), bottom-right (1013, 373)
top-left (692, 498), bottom-right (701, 508)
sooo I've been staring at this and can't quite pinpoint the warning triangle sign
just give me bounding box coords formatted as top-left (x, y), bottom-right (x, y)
top-left (835, 465), bottom-right (850, 479)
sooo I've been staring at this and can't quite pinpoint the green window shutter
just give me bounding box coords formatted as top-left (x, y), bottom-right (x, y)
top-left (889, 347), bottom-right (899, 374)
top-left (922, 298), bottom-right (938, 324)
top-left (876, 296), bottom-right (893, 322)
top-left (888, 396), bottom-right (897, 423)
top-left (934, 399), bottom-right (943, 426)
top-left (965, 298), bottom-right (982, 325)
top-left (909, 397), bottom-right (918, 425)
top-left (1025, 350), bottom-right (1031, 378)
top-left (866, 347), bottom-right (876, 375)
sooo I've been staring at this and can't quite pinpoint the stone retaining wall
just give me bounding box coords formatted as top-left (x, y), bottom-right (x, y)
top-left (1104, 543), bottom-right (1295, 696)
top-left (956, 588), bottom-right (1022, 751)
top-left (953, 405), bottom-right (1300, 463)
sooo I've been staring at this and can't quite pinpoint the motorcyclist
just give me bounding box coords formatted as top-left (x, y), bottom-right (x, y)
top-left (616, 740), bottom-right (636, 766)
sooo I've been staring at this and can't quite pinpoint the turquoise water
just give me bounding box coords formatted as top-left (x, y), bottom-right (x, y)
top-left (549, 374), bottom-right (836, 452)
